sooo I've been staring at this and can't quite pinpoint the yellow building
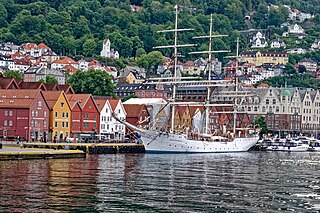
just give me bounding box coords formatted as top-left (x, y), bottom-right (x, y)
top-left (125, 71), bottom-right (144, 84)
top-left (239, 51), bottom-right (288, 66)
top-left (43, 91), bottom-right (71, 142)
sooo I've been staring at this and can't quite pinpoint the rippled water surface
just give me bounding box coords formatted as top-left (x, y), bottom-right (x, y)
top-left (1, 152), bottom-right (320, 212)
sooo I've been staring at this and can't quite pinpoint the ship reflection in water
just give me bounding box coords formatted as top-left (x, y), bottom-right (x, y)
top-left (1, 152), bottom-right (320, 212)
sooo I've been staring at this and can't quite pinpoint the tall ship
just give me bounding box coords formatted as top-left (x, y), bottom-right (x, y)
top-left (114, 5), bottom-right (259, 153)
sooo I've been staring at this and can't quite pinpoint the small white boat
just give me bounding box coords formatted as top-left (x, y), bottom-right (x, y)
top-left (284, 140), bottom-right (309, 152)
top-left (266, 138), bottom-right (309, 152)
top-left (308, 140), bottom-right (320, 151)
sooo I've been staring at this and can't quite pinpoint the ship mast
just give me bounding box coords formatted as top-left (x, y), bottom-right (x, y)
top-left (233, 37), bottom-right (240, 137)
top-left (154, 5), bottom-right (196, 133)
top-left (189, 14), bottom-right (229, 134)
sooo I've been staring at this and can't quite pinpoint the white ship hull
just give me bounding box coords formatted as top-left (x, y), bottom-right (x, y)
top-left (140, 131), bottom-right (259, 153)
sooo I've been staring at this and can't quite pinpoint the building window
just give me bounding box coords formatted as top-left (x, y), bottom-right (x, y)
top-left (61, 103), bottom-right (64, 107)
top-left (55, 122), bottom-right (58, 128)
top-left (4, 120), bottom-right (7, 126)
top-left (66, 122), bottom-right (68, 128)
top-left (72, 122), bottom-right (74, 128)
top-left (107, 124), bottom-right (109, 130)
top-left (31, 111), bottom-right (35, 117)
top-left (66, 112), bottom-right (69, 118)
top-left (101, 124), bottom-right (105, 129)
top-left (44, 121), bottom-right (47, 128)
top-left (94, 123), bottom-right (96, 128)
top-left (106, 108), bottom-right (108, 113)
top-left (72, 113), bottom-right (74, 118)
top-left (62, 112), bottom-right (65, 117)
top-left (4, 111), bottom-right (8, 116)
top-left (38, 101), bottom-right (42, 107)
top-left (89, 104), bottom-right (92, 109)
top-left (62, 122), bottom-right (65, 128)
top-left (44, 111), bottom-right (47, 117)
top-left (94, 114), bottom-right (97, 120)
top-left (9, 120), bottom-right (13, 126)
top-left (266, 99), bottom-right (269, 104)
top-left (55, 112), bottom-right (58, 118)
top-left (9, 111), bottom-right (13, 116)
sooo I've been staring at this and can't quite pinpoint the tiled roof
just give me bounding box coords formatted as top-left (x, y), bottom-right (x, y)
top-left (42, 91), bottom-right (63, 109)
top-left (37, 43), bottom-right (50, 49)
top-left (123, 104), bottom-right (146, 117)
top-left (52, 57), bottom-right (77, 65)
top-left (43, 83), bottom-right (58, 91)
top-left (22, 43), bottom-right (37, 50)
top-left (66, 94), bottom-right (89, 109)
top-left (0, 77), bottom-right (18, 89)
top-left (0, 89), bottom-right (40, 108)
top-left (57, 84), bottom-right (75, 94)
top-left (62, 65), bottom-right (77, 74)
top-left (19, 82), bottom-right (46, 90)
top-left (95, 99), bottom-right (107, 112)
top-left (109, 99), bottom-right (120, 111)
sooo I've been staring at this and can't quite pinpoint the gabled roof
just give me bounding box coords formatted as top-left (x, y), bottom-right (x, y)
top-left (62, 65), bottom-right (77, 74)
top-left (66, 94), bottom-right (99, 112)
top-left (57, 84), bottom-right (75, 94)
top-left (37, 43), bottom-right (50, 49)
top-left (0, 77), bottom-right (19, 89)
top-left (109, 99), bottom-right (120, 111)
top-left (43, 83), bottom-right (58, 91)
top-left (67, 94), bottom-right (90, 109)
top-left (0, 89), bottom-right (41, 108)
top-left (95, 99), bottom-right (108, 112)
top-left (123, 104), bottom-right (148, 117)
top-left (19, 82), bottom-right (46, 90)
top-left (42, 91), bottom-right (64, 109)
top-left (52, 57), bottom-right (77, 65)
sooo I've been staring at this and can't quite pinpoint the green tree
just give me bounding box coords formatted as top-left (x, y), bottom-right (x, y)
top-left (122, 94), bottom-right (137, 102)
top-left (136, 51), bottom-right (164, 73)
top-left (254, 116), bottom-right (268, 135)
top-left (67, 69), bottom-right (115, 96)
top-left (3, 70), bottom-right (23, 80)
top-left (83, 38), bottom-right (97, 57)
top-left (38, 75), bottom-right (58, 83)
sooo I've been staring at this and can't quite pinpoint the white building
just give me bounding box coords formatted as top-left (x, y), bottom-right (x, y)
top-left (286, 48), bottom-right (307, 54)
top-left (95, 99), bottom-right (114, 140)
top-left (100, 39), bottom-right (119, 59)
top-left (288, 24), bottom-right (304, 34)
top-left (251, 32), bottom-right (268, 48)
top-left (270, 39), bottom-right (286, 49)
top-left (311, 39), bottom-right (320, 50)
top-left (109, 99), bottom-right (126, 140)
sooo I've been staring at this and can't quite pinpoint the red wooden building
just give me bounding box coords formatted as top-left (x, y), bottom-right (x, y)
top-left (67, 94), bottom-right (100, 137)
top-left (0, 89), bottom-right (50, 141)
top-left (69, 101), bottom-right (82, 138)
top-left (123, 104), bottom-right (150, 130)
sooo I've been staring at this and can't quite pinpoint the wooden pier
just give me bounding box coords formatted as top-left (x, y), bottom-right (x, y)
top-left (0, 146), bottom-right (86, 160)
top-left (22, 142), bottom-right (146, 154)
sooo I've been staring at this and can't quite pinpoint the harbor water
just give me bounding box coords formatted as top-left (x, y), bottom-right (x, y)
top-left (1, 152), bottom-right (320, 212)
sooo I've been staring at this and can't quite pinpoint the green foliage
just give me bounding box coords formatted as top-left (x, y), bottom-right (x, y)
top-left (0, 0), bottom-right (319, 61)
top-left (38, 76), bottom-right (58, 84)
top-left (3, 70), bottom-right (23, 80)
top-left (257, 73), bottom-right (320, 89)
top-left (122, 94), bottom-right (137, 102)
top-left (254, 116), bottom-right (268, 134)
top-left (67, 69), bottom-right (115, 96)
top-left (136, 51), bottom-right (164, 74)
